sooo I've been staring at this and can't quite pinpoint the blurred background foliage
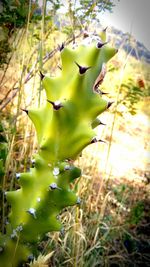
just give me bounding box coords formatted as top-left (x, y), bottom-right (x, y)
top-left (0, 0), bottom-right (37, 65)
top-left (0, 0), bottom-right (149, 266)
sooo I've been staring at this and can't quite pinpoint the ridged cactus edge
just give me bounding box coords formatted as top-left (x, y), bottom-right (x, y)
top-left (0, 31), bottom-right (117, 267)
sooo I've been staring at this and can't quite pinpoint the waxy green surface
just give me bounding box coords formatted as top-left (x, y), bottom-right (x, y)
top-left (0, 33), bottom-right (117, 267)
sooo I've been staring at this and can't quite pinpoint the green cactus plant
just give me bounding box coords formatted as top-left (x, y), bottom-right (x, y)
top-left (0, 31), bottom-right (117, 267)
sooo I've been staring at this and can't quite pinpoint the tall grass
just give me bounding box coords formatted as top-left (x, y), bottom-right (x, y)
top-left (0, 3), bottom-right (150, 266)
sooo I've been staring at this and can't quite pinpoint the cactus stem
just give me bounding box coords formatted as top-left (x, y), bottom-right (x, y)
top-left (47, 100), bottom-right (63, 110)
top-left (39, 71), bottom-right (45, 80)
top-left (21, 108), bottom-right (28, 115)
top-left (0, 30), bottom-right (118, 267)
top-left (107, 101), bottom-right (114, 109)
top-left (75, 62), bottom-right (91, 74)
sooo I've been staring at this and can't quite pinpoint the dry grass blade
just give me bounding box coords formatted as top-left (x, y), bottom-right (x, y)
top-left (29, 251), bottom-right (55, 267)
top-left (1, 3), bottom-right (150, 265)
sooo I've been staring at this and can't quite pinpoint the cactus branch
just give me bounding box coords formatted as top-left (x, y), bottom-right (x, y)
top-left (0, 30), bottom-right (117, 267)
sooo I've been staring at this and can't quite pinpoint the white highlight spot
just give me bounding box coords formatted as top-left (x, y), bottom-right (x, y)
top-left (16, 173), bottom-right (21, 179)
top-left (49, 183), bottom-right (57, 189)
top-left (55, 100), bottom-right (61, 106)
top-left (28, 208), bottom-right (36, 219)
top-left (53, 167), bottom-right (60, 176)
top-left (64, 165), bottom-right (71, 170)
top-left (16, 225), bottom-right (23, 232)
top-left (49, 183), bottom-right (62, 190)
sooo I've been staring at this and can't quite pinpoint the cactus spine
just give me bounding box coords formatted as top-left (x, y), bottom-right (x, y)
top-left (0, 31), bottom-right (117, 267)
